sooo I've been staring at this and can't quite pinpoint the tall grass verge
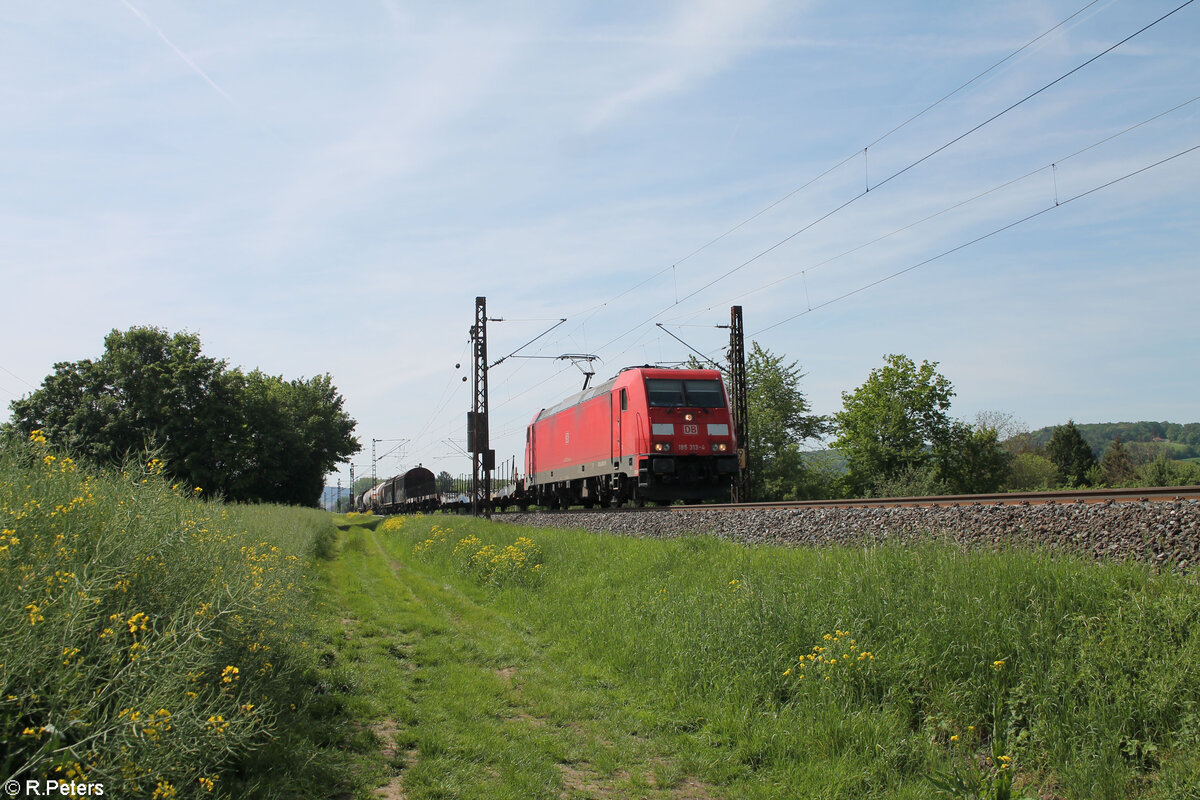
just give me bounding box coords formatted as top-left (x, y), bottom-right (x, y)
top-left (396, 517), bottom-right (1200, 799)
top-left (1, 432), bottom-right (340, 798)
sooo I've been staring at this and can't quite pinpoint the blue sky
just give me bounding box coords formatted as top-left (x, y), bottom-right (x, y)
top-left (2, 1), bottom-right (1197, 488)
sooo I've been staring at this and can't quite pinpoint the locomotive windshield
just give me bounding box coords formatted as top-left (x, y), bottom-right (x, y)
top-left (645, 378), bottom-right (725, 408)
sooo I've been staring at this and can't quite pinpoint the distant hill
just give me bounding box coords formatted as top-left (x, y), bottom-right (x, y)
top-left (1024, 421), bottom-right (1200, 460)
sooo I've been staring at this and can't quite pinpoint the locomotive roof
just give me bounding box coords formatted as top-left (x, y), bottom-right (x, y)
top-left (533, 366), bottom-right (723, 421)
top-left (534, 376), bottom-right (618, 421)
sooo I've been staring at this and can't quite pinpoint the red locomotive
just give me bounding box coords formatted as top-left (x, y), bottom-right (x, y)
top-left (523, 366), bottom-right (739, 507)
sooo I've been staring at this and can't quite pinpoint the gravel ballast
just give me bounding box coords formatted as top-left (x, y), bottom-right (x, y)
top-left (499, 499), bottom-right (1200, 569)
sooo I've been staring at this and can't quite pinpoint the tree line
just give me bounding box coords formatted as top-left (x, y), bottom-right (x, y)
top-left (742, 347), bottom-right (1200, 501)
top-left (14, 328), bottom-right (1189, 508)
top-left (5, 327), bottom-right (359, 506)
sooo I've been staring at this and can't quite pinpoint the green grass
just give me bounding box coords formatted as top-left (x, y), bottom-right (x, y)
top-left (11, 423), bottom-right (1197, 800)
top-left (0, 433), bottom-right (354, 798)
top-left (312, 517), bottom-right (717, 799)
top-left (313, 515), bottom-right (1200, 800)
top-left (331, 512), bottom-right (383, 531)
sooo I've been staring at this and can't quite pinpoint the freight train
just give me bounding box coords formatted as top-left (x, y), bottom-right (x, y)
top-left (522, 366), bottom-right (739, 507)
top-left (357, 466), bottom-right (439, 514)
top-left (357, 367), bottom-right (739, 514)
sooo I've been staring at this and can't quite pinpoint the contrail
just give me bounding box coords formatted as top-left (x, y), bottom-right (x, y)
top-left (119, 0), bottom-right (233, 103)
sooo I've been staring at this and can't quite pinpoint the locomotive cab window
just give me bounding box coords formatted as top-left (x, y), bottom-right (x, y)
top-left (646, 379), bottom-right (725, 408)
top-left (683, 380), bottom-right (725, 408)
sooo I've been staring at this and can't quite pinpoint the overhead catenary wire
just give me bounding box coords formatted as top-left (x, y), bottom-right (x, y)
top-left (374, 2), bottom-right (1196, 479)
top-left (869, 0), bottom-right (1195, 195)
top-left (669, 93), bottom-right (1200, 321)
top-left (421, 1), bottom-right (1157, 446)
top-left (750, 142), bottom-right (1200, 337)
top-left (553, 0), bottom-right (1116, 334)
top-left (588, 0), bottom-right (1195, 358)
top-left (0, 363), bottom-right (38, 390)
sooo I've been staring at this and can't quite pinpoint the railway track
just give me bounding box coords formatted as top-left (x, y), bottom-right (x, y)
top-left (491, 485), bottom-right (1200, 515)
top-left (677, 485), bottom-right (1200, 512)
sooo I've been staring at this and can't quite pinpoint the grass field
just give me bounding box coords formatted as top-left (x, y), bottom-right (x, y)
top-left (311, 514), bottom-right (1200, 800)
top-left (6, 434), bottom-right (1199, 799)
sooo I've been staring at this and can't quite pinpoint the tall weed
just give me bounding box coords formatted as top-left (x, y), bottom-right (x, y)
top-left (1, 433), bottom-right (332, 797)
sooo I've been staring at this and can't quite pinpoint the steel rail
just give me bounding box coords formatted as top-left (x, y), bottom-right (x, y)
top-left (496, 485), bottom-right (1200, 515)
top-left (671, 485), bottom-right (1200, 512)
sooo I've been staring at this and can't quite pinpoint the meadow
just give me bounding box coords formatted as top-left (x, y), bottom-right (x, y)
top-left (344, 514), bottom-right (1200, 799)
top-left (5, 433), bottom-right (1199, 799)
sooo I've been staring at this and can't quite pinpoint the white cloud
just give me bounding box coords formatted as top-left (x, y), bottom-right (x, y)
top-left (582, 0), bottom-right (787, 129)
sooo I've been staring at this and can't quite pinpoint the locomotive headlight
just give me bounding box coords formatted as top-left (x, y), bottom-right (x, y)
top-left (713, 442), bottom-right (728, 452)
top-left (684, 413), bottom-right (694, 422)
top-left (654, 442), bottom-right (671, 452)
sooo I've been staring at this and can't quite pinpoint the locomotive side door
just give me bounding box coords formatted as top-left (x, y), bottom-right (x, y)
top-left (613, 387), bottom-right (627, 466)
top-left (526, 425), bottom-right (535, 482)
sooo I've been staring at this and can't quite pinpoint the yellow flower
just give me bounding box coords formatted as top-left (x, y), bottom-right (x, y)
top-left (950, 734), bottom-right (959, 742)
top-left (782, 668), bottom-right (791, 676)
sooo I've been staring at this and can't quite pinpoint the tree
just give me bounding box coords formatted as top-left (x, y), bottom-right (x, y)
top-left (437, 471), bottom-right (454, 493)
top-left (1099, 437), bottom-right (1137, 486)
top-left (9, 326), bottom-right (359, 505)
top-left (688, 344), bottom-right (827, 500)
top-left (1005, 452), bottom-right (1058, 491)
top-left (935, 421), bottom-right (1010, 495)
top-left (743, 343), bottom-right (828, 500)
top-left (832, 354), bottom-right (955, 495)
top-left (833, 355), bottom-right (1008, 496)
top-left (1138, 454), bottom-right (1200, 487)
top-left (1046, 420), bottom-right (1096, 487)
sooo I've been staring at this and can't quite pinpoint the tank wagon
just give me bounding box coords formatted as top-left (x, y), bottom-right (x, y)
top-left (356, 483), bottom-right (380, 513)
top-left (524, 366), bottom-right (738, 507)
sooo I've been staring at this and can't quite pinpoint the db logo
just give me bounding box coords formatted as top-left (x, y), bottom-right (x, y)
top-left (683, 425), bottom-right (698, 435)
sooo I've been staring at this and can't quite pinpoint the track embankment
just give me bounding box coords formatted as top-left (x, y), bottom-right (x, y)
top-left (500, 498), bottom-right (1200, 568)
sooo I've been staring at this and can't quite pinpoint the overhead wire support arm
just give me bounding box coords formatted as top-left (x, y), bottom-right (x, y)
top-left (654, 323), bottom-right (728, 374)
top-left (489, 318), bottom-right (568, 369)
